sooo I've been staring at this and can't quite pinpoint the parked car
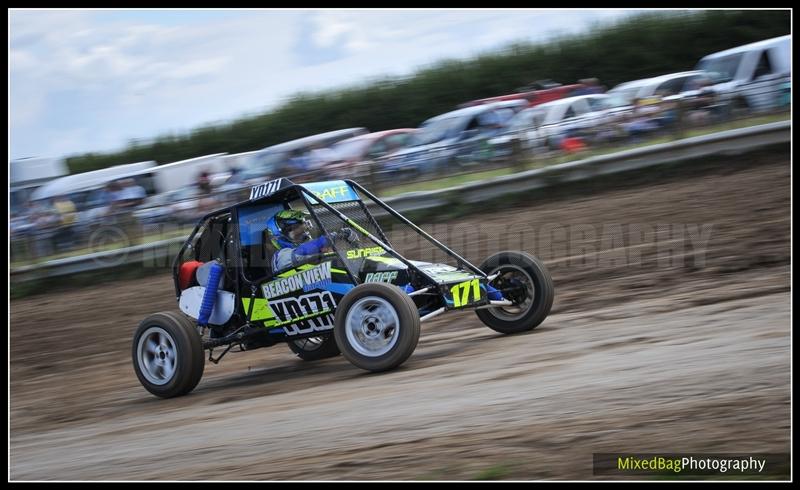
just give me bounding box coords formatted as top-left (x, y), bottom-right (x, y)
top-left (239, 128), bottom-right (369, 184)
top-left (489, 94), bottom-right (633, 154)
top-left (381, 102), bottom-right (513, 178)
top-left (458, 82), bottom-right (588, 109)
top-left (488, 99), bottom-right (530, 124)
top-left (696, 35), bottom-right (791, 114)
top-left (608, 71), bottom-right (710, 105)
top-left (634, 71), bottom-right (709, 99)
top-left (319, 129), bottom-right (416, 180)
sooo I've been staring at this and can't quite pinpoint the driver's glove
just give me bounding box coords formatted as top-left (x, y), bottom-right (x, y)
top-left (334, 226), bottom-right (360, 245)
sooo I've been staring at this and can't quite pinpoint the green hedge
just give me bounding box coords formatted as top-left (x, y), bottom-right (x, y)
top-left (65, 10), bottom-right (789, 174)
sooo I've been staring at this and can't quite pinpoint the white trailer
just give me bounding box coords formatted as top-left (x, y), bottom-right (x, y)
top-left (223, 150), bottom-right (261, 170)
top-left (145, 153), bottom-right (229, 194)
top-left (30, 161), bottom-right (157, 201)
top-left (10, 157), bottom-right (70, 212)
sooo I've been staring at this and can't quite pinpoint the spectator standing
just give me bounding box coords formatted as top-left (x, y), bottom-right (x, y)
top-left (197, 171), bottom-right (212, 195)
top-left (111, 179), bottom-right (145, 244)
top-left (117, 178), bottom-right (147, 207)
top-left (106, 181), bottom-right (125, 213)
top-left (226, 165), bottom-right (244, 185)
top-left (196, 170), bottom-right (217, 215)
top-left (30, 199), bottom-right (60, 258)
top-left (624, 97), bottom-right (661, 143)
top-left (10, 202), bottom-right (37, 261)
top-left (52, 195), bottom-right (78, 251)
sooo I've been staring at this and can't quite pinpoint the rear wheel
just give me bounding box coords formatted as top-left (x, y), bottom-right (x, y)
top-left (476, 251), bottom-right (554, 334)
top-left (132, 312), bottom-right (205, 398)
top-left (288, 336), bottom-right (341, 361)
top-left (334, 283), bottom-right (420, 372)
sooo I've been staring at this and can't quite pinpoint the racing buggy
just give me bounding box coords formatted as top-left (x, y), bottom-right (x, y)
top-left (132, 179), bottom-right (554, 398)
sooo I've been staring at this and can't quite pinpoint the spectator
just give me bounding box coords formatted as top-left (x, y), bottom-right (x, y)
top-left (195, 170), bottom-right (217, 215)
top-left (10, 202), bottom-right (38, 261)
top-left (109, 178), bottom-right (146, 211)
top-left (106, 181), bottom-right (125, 212)
top-left (10, 204), bottom-right (34, 237)
top-left (653, 89), bottom-right (679, 130)
top-left (226, 165), bottom-right (244, 185)
top-left (121, 178), bottom-right (147, 205)
top-left (95, 183), bottom-right (117, 208)
top-left (287, 149), bottom-right (311, 176)
top-left (30, 199), bottom-right (60, 258)
top-left (53, 195), bottom-right (77, 223)
top-left (31, 199), bottom-right (60, 228)
top-left (105, 179), bottom-right (145, 245)
top-left (52, 195), bottom-right (78, 251)
top-left (197, 171), bottom-right (213, 195)
top-left (686, 76), bottom-right (722, 126)
top-left (623, 97), bottom-right (661, 143)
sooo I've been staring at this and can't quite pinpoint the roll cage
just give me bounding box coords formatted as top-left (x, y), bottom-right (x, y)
top-left (172, 179), bottom-right (488, 319)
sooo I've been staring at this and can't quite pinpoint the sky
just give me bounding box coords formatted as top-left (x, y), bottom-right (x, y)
top-left (9, 9), bottom-right (644, 161)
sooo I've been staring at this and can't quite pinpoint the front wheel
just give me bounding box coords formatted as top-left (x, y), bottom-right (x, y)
top-left (132, 311), bottom-right (205, 398)
top-left (334, 283), bottom-right (420, 372)
top-left (476, 251), bottom-right (554, 334)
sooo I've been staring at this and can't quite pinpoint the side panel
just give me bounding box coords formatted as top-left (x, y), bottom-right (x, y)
top-left (441, 279), bottom-right (489, 310)
top-left (179, 287), bottom-right (236, 324)
top-left (244, 261), bottom-right (356, 337)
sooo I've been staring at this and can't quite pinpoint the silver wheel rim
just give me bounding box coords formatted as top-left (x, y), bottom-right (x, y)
top-left (488, 264), bottom-right (535, 321)
top-left (137, 326), bottom-right (178, 386)
top-left (294, 337), bottom-right (324, 352)
top-left (345, 296), bottom-right (400, 357)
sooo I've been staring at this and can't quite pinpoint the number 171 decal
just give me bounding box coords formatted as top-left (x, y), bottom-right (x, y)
top-left (449, 279), bottom-right (482, 308)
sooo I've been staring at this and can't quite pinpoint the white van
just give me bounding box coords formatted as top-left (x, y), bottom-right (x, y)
top-left (695, 35), bottom-right (791, 113)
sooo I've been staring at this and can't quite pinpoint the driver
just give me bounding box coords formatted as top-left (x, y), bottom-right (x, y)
top-left (266, 209), bottom-right (359, 272)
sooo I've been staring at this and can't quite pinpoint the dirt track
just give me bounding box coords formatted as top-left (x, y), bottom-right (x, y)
top-left (10, 155), bottom-right (790, 480)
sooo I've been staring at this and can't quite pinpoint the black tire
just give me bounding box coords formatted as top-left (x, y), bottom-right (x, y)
top-left (476, 251), bottom-right (554, 334)
top-left (334, 283), bottom-right (420, 372)
top-left (132, 311), bottom-right (205, 398)
top-left (288, 335), bottom-right (341, 361)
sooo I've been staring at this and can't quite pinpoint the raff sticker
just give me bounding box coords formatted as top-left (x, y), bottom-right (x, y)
top-left (302, 181), bottom-right (359, 203)
top-left (364, 271), bottom-right (399, 283)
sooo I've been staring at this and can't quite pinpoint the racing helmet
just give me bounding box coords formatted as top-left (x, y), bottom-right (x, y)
top-left (266, 209), bottom-right (313, 249)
